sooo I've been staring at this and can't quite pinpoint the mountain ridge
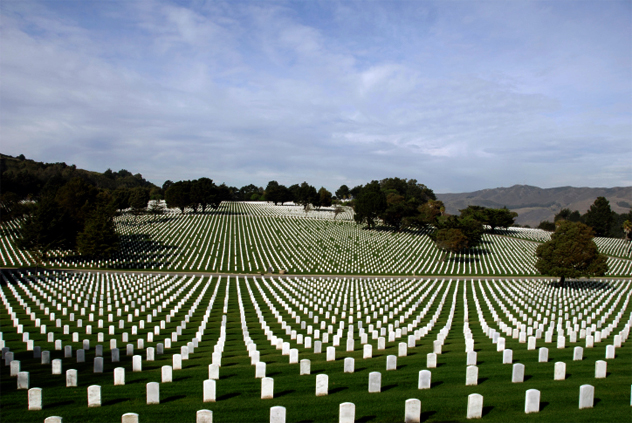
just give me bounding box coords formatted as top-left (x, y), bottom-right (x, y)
top-left (436, 184), bottom-right (632, 227)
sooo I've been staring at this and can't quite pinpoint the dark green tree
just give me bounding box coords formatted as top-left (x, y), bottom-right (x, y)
top-left (76, 206), bottom-right (119, 259)
top-left (583, 197), bottom-right (614, 237)
top-left (165, 181), bottom-right (192, 213)
top-left (129, 187), bottom-right (150, 216)
top-left (318, 187), bottom-right (333, 208)
top-left (191, 177), bottom-right (219, 212)
top-left (431, 215), bottom-right (484, 257)
top-left (460, 205), bottom-right (517, 233)
top-left (554, 208), bottom-right (581, 223)
top-left (335, 185), bottom-right (350, 200)
top-left (353, 181), bottom-right (387, 229)
top-left (535, 221), bottom-right (608, 287)
top-left (538, 220), bottom-right (556, 231)
top-left (296, 182), bottom-right (319, 210)
top-left (16, 196), bottom-right (75, 264)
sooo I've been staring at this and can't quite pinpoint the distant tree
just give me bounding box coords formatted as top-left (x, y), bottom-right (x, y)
top-left (335, 185), bottom-right (350, 200)
top-left (431, 215), bottom-right (484, 257)
top-left (460, 206), bottom-right (517, 233)
top-left (554, 208), bottom-right (581, 223)
top-left (265, 181), bottom-right (294, 205)
top-left (416, 200), bottom-right (445, 227)
top-left (583, 197), bottom-right (614, 237)
top-left (129, 187), bottom-right (150, 216)
top-left (16, 196), bottom-right (75, 264)
top-left (623, 220), bottom-right (632, 244)
top-left (380, 193), bottom-right (409, 231)
top-left (538, 220), bottom-right (556, 231)
top-left (165, 181), bottom-right (192, 213)
top-left (318, 187), bottom-right (333, 208)
top-left (239, 184), bottom-right (262, 201)
top-left (111, 188), bottom-right (131, 211)
top-left (296, 182), bottom-right (319, 210)
top-left (535, 221), bottom-right (608, 287)
top-left (349, 185), bottom-right (363, 199)
top-left (162, 180), bottom-right (173, 191)
top-left (76, 206), bottom-right (119, 259)
top-left (353, 181), bottom-right (387, 229)
top-left (0, 192), bottom-right (30, 222)
top-left (191, 177), bottom-right (219, 212)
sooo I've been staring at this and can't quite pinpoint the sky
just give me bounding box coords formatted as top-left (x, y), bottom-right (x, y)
top-left (1, 0), bottom-right (631, 193)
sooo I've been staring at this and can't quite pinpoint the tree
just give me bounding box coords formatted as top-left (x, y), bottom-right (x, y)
top-left (583, 197), bottom-right (614, 237)
top-left (535, 221), bottom-right (608, 287)
top-left (191, 178), bottom-right (219, 212)
top-left (460, 205), bottom-right (517, 233)
top-left (431, 215), bottom-right (484, 258)
top-left (416, 199), bottom-right (445, 227)
top-left (165, 181), bottom-right (192, 213)
top-left (538, 220), bottom-right (556, 231)
top-left (353, 181), bottom-right (386, 229)
top-left (16, 196), bottom-right (75, 264)
top-left (129, 187), bottom-right (150, 216)
top-left (295, 182), bottom-right (318, 210)
top-left (318, 187), bottom-right (333, 208)
top-left (623, 220), bottom-right (632, 245)
top-left (76, 206), bottom-right (119, 259)
top-left (335, 185), bottom-right (350, 200)
top-left (554, 208), bottom-right (581, 223)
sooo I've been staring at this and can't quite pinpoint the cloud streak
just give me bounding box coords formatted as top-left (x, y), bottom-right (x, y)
top-left (1, 0), bottom-right (630, 193)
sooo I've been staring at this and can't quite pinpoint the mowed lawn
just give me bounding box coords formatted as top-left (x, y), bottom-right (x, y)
top-left (1, 271), bottom-right (630, 422)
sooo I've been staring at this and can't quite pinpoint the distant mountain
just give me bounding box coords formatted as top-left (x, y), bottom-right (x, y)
top-left (436, 185), bottom-right (632, 227)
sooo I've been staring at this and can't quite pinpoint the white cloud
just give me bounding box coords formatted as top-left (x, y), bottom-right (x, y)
top-left (0, 0), bottom-right (630, 193)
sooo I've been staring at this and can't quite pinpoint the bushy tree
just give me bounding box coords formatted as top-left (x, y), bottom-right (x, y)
top-left (165, 181), bottom-right (192, 213)
top-left (431, 215), bottom-right (484, 254)
top-left (583, 197), bottom-right (614, 237)
top-left (16, 196), bottom-right (75, 263)
top-left (460, 205), bottom-right (517, 233)
top-left (129, 187), bottom-right (150, 215)
top-left (554, 208), bottom-right (581, 223)
top-left (318, 187), bottom-right (332, 208)
top-left (353, 181), bottom-right (387, 229)
top-left (76, 206), bottom-right (119, 258)
top-left (335, 185), bottom-right (350, 200)
top-left (535, 221), bottom-right (608, 287)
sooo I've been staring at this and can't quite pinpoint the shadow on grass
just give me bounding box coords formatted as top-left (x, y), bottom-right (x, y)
top-left (48, 400), bottom-right (74, 408)
top-left (431, 381), bottom-right (444, 388)
top-left (276, 389), bottom-right (295, 398)
top-left (382, 384), bottom-right (398, 392)
top-left (330, 387), bottom-right (348, 394)
top-left (420, 410), bottom-right (437, 422)
top-left (174, 375), bottom-right (192, 382)
top-left (541, 401), bottom-right (550, 411)
top-left (163, 395), bottom-right (186, 403)
top-left (356, 367), bottom-right (367, 372)
top-left (357, 415), bottom-right (376, 422)
top-left (103, 398), bottom-right (129, 406)
top-left (595, 398), bottom-right (601, 406)
top-left (482, 406), bottom-right (494, 417)
top-left (479, 377), bottom-right (489, 384)
top-left (217, 392), bottom-right (240, 401)
top-left (524, 374), bottom-right (533, 382)
top-left (268, 371), bottom-right (282, 377)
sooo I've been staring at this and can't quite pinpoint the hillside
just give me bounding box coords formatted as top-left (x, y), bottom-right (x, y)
top-left (0, 153), bottom-right (158, 198)
top-left (436, 185), bottom-right (632, 227)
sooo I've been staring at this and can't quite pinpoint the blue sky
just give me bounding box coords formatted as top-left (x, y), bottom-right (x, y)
top-left (1, 0), bottom-right (630, 193)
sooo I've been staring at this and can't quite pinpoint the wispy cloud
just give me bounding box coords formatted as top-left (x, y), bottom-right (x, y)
top-left (1, 0), bottom-right (630, 192)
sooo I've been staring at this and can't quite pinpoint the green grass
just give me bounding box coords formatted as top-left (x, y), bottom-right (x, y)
top-left (1, 272), bottom-right (631, 422)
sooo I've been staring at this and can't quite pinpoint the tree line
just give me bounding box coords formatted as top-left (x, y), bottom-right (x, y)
top-left (537, 196), bottom-right (632, 240)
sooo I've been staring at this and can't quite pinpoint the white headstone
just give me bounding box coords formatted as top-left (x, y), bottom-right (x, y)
top-left (525, 389), bottom-right (540, 414)
top-left (316, 374), bottom-right (328, 396)
top-left (114, 367), bottom-right (125, 385)
top-left (162, 365), bottom-right (172, 383)
top-left (467, 393), bottom-right (483, 419)
top-left (363, 344), bottom-right (372, 359)
top-left (173, 354), bottom-right (182, 370)
top-left (88, 385), bottom-right (101, 407)
top-left (426, 353), bottom-right (437, 369)
top-left (133, 355), bottom-right (142, 372)
top-left (270, 405), bottom-right (286, 423)
top-left (554, 362), bottom-right (566, 380)
top-left (344, 357), bottom-right (354, 373)
top-left (209, 363), bottom-right (220, 380)
top-left (339, 402), bottom-right (355, 423)
top-left (52, 359), bottom-right (62, 375)
top-left (368, 371), bottom-right (381, 393)
top-left (147, 382), bottom-right (160, 404)
top-left (418, 370), bottom-right (431, 390)
top-left (261, 377), bottom-right (274, 399)
top-left (538, 347), bottom-right (549, 363)
top-left (256, 362), bottom-right (266, 379)
top-left (66, 369), bottom-right (78, 387)
top-left (203, 379), bottom-right (216, 403)
top-left (605, 345), bottom-right (615, 359)
top-left (573, 346), bottom-right (583, 361)
top-left (28, 387), bottom-right (42, 410)
top-left (386, 355), bottom-right (397, 371)
top-left (17, 371), bottom-right (29, 390)
top-left (196, 409), bottom-right (213, 423)
top-left (466, 366), bottom-right (478, 386)
top-left (122, 413), bottom-right (139, 423)
top-left (503, 349), bottom-right (513, 364)
top-left (595, 360), bottom-right (607, 378)
top-left (327, 346), bottom-right (336, 362)
top-left (404, 398), bottom-right (421, 423)
top-left (512, 363), bottom-right (525, 383)
top-left (466, 351), bottom-right (477, 366)
top-left (579, 384), bottom-right (594, 409)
